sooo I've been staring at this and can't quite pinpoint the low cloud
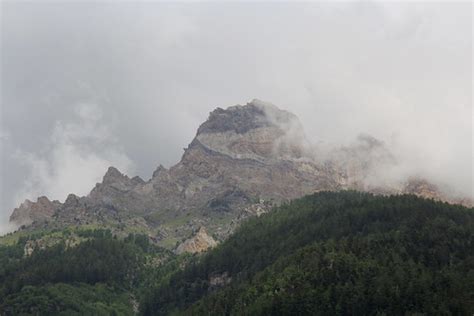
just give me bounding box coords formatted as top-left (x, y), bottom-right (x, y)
top-left (12, 103), bottom-right (134, 206)
top-left (0, 221), bottom-right (17, 237)
top-left (1, 2), bottom-right (472, 222)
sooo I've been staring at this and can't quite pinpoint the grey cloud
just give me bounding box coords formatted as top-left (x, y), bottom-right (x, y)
top-left (11, 103), bottom-right (134, 208)
top-left (1, 2), bottom-right (472, 228)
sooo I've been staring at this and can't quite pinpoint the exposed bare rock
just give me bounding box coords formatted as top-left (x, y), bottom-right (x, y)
top-left (23, 233), bottom-right (84, 256)
top-left (196, 100), bottom-right (309, 161)
top-left (89, 167), bottom-right (141, 203)
top-left (10, 99), bottom-right (337, 237)
top-left (243, 200), bottom-right (272, 217)
top-left (152, 165), bottom-right (167, 178)
top-left (9, 196), bottom-right (61, 227)
top-left (8, 99), bottom-right (471, 248)
top-left (402, 178), bottom-right (472, 206)
top-left (176, 227), bottom-right (218, 254)
top-left (403, 178), bottom-right (441, 200)
top-left (24, 240), bottom-right (36, 256)
top-left (209, 272), bottom-right (232, 290)
top-left (64, 194), bottom-right (81, 207)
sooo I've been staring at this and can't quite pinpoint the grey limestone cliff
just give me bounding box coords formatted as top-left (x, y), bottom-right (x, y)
top-left (8, 99), bottom-right (470, 251)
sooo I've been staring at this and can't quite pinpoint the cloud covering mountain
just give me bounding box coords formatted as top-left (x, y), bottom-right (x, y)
top-left (1, 2), bottom-right (472, 232)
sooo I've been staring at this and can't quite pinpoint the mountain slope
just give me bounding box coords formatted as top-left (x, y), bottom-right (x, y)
top-left (0, 228), bottom-right (175, 315)
top-left (7, 100), bottom-right (470, 252)
top-left (140, 191), bottom-right (474, 315)
top-left (2, 191), bottom-right (472, 315)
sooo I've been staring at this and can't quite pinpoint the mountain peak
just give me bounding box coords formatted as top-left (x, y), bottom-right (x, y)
top-left (193, 100), bottom-right (308, 161)
top-left (64, 193), bottom-right (80, 207)
top-left (197, 103), bottom-right (266, 135)
top-left (102, 166), bottom-right (128, 185)
top-left (8, 99), bottom-right (470, 250)
top-left (88, 166), bottom-right (140, 203)
top-left (152, 165), bottom-right (167, 178)
top-left (9, 196), bottom-right (61, 227)
top-left (196, 99), bottom-right (299, 135)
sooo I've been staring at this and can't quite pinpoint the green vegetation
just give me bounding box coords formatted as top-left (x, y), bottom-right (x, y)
top-left (140, 191), bottom-right (474, 315)
top-left (1, 283), bottom-right (133, 315)
top-left (1, 191), bottom-right (473, 315)
top-left (0, 229), bottom-right (173, 315)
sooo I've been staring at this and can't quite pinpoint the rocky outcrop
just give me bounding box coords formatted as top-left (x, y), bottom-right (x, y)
top-left (176, 227), bottom-right (218, 254)
top-left (403, 178), bottom-right (440, 200)
top-left (23, 233), bottom-right (84, 256)
top-left (209, 272), bottom-right (231, 290)
top-left (196, 100), bottom-right (309, 161)
top-left (8, 99), bottom-right (471, 248)
top-left (401, 178), bottom-right (471, 205)
top-left (10, 196), bottom-right (61, 227)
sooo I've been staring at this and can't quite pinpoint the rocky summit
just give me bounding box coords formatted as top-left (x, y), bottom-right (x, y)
top-left (7, 99), bottom-right (470, 252)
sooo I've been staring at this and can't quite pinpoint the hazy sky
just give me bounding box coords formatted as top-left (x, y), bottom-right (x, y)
top-left (0, 1), bottom-right (472, 226)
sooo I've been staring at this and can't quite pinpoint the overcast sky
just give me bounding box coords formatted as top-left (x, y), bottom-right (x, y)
top-left (0, 1), bottom-right (472, 227)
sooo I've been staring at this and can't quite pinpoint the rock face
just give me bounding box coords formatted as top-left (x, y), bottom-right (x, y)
top-left (176, 227), bottom-right (218, 254)
top-left (195, 101), bottom-right (309, 161)
top-left (8, 99), bottom-right (471, 251)
top-left (10, 196), bottom-right (61, 227)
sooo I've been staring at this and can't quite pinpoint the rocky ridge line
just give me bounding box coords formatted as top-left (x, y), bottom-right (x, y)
top-left (7, 99), bottom-right (472, 252)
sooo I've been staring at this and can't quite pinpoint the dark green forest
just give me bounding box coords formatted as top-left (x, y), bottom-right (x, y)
top-left (1, 191), bottom-right (473, 315)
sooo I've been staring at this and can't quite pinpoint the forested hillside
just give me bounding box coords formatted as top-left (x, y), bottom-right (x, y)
top-left (0, 230), bottom-right (176, 315)
top-left (1, 191), bottom-right (473, 315)
top-left (141, 191), bottom-right (474, 315)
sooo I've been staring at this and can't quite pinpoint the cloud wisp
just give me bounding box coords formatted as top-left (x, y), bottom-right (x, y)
top-left (12, 103), bottom-right (134, 210)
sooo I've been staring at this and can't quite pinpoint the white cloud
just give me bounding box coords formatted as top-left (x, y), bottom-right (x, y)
top-left (13, 103), bottom-right (134, 205)
top-left (1, 1), bottom-right (472, 217)
top-left (0, 221), bottom-right (17, 237)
